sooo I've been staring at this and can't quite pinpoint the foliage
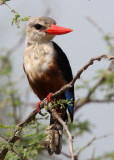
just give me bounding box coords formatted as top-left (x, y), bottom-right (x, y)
top-left (12, 14), bottom-right (30, 28)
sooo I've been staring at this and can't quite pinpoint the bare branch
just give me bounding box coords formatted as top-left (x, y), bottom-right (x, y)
top-left (0, 136), bottom-right (8, 142)
top-left (11, 149), bottom-right (24, 159)
top-left (51, 109), bottom-right (74, 160)
top-left (75, 133), bottom-right (114, 158)
top-left (86, 16), bottom-right (105, 35)
top-left (61, 151), bottom-right (71, 159)
top-left (75, 58), bottom-right (114, 112)
top-left (91, 148), bottom-right (96, 160)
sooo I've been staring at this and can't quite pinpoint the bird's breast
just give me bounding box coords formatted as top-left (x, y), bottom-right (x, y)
top-left (23, 43), bottom-right (55, 81)
top-left (23, 43), bottom-right (66, 99)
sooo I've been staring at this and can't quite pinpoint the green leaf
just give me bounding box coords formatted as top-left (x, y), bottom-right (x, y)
top-left (0, 124), bottom-right (15, 129)
top-left (21, 16), bottom-right (30, 21)
top-left (12, 13), bottom-right (20, 28)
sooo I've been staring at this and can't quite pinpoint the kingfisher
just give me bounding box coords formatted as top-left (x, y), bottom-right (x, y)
top-left (23, 17), bottom-right (75, 155)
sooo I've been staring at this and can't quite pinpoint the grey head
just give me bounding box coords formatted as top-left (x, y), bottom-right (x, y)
top-left (26, 17), bottom-right (56, 44)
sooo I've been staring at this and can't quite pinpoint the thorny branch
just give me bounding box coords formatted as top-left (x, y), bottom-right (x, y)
top-left (0, 54), bottom-right (114, 160)
top-left (75, 57), bottom-right (114, 112)
top-left (51, 109), bottom-right (74, 160)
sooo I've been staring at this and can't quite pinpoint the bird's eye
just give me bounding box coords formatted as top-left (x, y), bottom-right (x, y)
top-left (34, 24), bottom-right (42, 30)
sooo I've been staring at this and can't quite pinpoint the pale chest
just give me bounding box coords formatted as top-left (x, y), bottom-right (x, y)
top-left (23, 43), bottom-right (55, 81)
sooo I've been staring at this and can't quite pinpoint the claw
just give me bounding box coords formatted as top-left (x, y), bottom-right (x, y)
top-left (47, 92), bottom-right (53, 102)
top-left (36, 101), bottom-right (42, 112)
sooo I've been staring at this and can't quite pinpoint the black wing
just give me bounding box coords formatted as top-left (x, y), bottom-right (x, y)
top-left (52, 41), bottom-right (75, 121)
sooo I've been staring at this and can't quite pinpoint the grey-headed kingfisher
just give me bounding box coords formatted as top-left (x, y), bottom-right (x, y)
top-left (23, 17), bottom-right (75, 155)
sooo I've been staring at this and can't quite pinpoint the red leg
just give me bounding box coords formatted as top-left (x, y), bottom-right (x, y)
top-left (36, 101), bottom-right (42, 113)
top-left (46, 92), bottom-right (53, 102)
top-left (36, 93), bottom-right (53, 112)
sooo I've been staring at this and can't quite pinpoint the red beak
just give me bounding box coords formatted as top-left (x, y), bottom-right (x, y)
top-left (45, 24), bottom-right (73, 35)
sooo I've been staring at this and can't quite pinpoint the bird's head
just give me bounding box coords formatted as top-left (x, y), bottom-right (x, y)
top-left (26, 17), bottom-right (73, 44)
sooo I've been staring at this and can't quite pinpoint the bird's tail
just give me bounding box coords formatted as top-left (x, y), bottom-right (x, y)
top-left (46, 116), bottom-right (63, 155)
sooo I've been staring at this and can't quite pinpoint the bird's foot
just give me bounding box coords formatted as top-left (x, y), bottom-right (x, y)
top-left (36, 93), bottom-right (53, 112)
top-left (36, 101), bottom-right (42, 113)
top-left (47, 92), bottom-right (53, 102)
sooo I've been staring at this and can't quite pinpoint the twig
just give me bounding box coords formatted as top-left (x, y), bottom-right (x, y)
top-left (51, 109), bottom-right (74, 160)
top-left (86, 16), bottom-right (105, 35)
top-left (11, 149), bottom-right (24, 159)
top-left (75, 58), bottom-right (114, 112)
top-left (0, 135), bottom-right (8, 141)
top-left (75, 133), bottom-right (114, 158)
top-left (3, 1), bottom-right (20, 28)
top-left (91, 148), bottom-right (96, 160)
top-left (0, 54), bottom-right (113, 159)
top-left (0, 0), bottom-right (10, 6)
top-left (61, 151), bottom-right (71, 159)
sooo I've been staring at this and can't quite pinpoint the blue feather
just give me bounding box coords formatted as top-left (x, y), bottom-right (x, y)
top-left (64, 89), bottom-right (74, 121)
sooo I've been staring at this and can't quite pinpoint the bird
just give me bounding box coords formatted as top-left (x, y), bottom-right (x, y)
top-left (23, 17), bottom-right (75, 155)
